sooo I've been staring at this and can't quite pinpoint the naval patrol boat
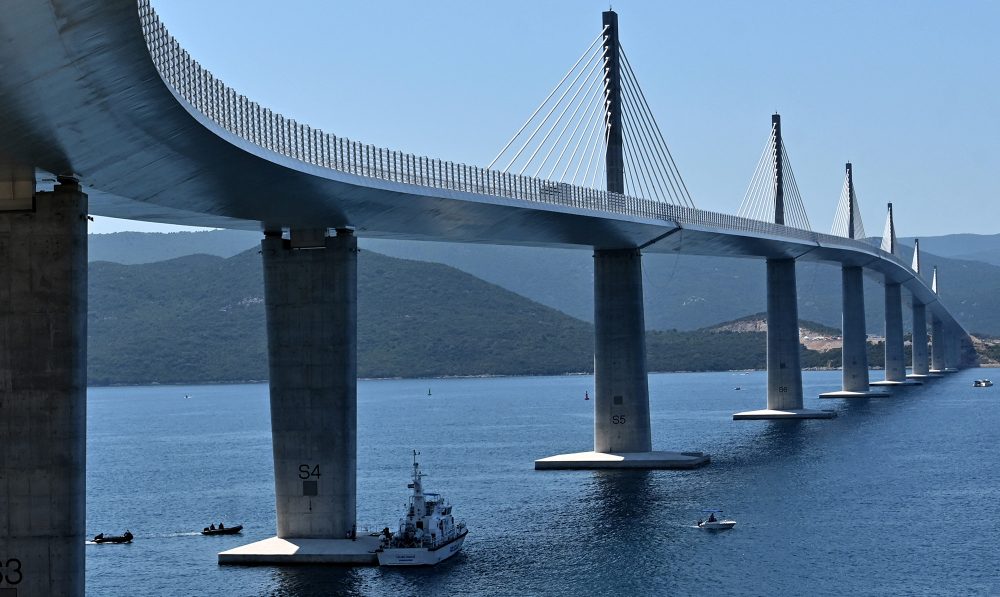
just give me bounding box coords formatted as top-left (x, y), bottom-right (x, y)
top-left (376, 451), bottom-right (468, 566)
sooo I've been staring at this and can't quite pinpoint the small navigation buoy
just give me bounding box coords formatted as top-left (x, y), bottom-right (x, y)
top-left (584, 391), bottom-right (589, 401)
top-left (427, 388), bottom-right (432, 396)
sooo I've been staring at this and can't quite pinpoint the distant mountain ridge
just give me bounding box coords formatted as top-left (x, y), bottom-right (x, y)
top-left (88, 229), bottom-right (260, 263)
top-left (900, 234), bottom-right (1000, 267)
top-left (88, 229), bottom-right (1000, 335)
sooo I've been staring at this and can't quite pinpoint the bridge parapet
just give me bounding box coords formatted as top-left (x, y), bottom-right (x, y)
top-left (136, 1), bottom-right (868, 254)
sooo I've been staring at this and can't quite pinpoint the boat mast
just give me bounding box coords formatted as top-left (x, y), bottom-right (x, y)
top-left (411, 449), bottom-right (423, 493)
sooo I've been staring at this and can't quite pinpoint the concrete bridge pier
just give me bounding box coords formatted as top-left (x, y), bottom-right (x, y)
top-left (734, 258), bottom-right (835, 419)
top-left (221, 228), bottom-right (379, 564)
top-left (930, 314), bottom-right (947, 374)
top-left (943, 324), bottom-right (961, 372)
top-left (958, 333), bottom-right (975, 369)
top-left (907, 302), bottom-right (935, 379)
top-left (535, 248), bottom-right (709, 469)
top-left (821, 266), bottom-right (886, 398)
top-left (0, 177), bottom-right (88, 596)
top-left (872, 281), bottom-right (920, 387)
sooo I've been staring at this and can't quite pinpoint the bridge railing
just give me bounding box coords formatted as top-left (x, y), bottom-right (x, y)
top-left (137, 1), bottom-right (897, 264)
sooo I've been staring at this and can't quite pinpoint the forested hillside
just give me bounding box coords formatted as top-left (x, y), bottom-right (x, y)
top-left (89, 248), bottom-right (880, 385)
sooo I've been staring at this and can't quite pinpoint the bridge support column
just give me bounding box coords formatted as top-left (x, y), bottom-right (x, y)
top-left (930, 314), bottom-right (946, 373)
top-left (871, 281), bottom-right (920, 387)
top-left (907, 302), bottom-right (935, 378)
top-left (943, 324), bottom-right (960, 372)
top-left (821, 266), bottom-right (885, 398)
top-left (958, 333), bottom-right (974, 369)
top-left (0, 178), bottom-right (87, 596)
top-left (734, 258), bottom-right (834, 419)
top-left (593, 248), bottom-right (650, 453)
top-left (221, 228), bottom-right (378, 564)
top-left (535, 248), bottom-right (709, 469)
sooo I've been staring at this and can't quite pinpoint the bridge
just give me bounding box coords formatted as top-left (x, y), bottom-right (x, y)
top-left (0, 0), bottom-right (971, 591)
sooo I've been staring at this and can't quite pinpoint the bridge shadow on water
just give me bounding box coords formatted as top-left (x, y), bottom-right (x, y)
top-left (263, 566), bottom-right (367, 597)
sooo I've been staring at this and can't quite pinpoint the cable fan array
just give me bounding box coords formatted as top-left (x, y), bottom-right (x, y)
top-left (736, 123), bottom-right (812, 231)
top-left (488, 30), bottom-right (694, 208)
top-left (830, 173), bottom-right (867, 241)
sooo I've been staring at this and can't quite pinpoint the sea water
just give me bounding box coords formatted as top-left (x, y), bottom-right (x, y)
top-left (86, 370), bottom-right (1000, 595)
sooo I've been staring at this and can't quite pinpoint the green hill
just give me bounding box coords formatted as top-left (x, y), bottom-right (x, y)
top-left (88, 231), bottom-right (1000, 335)
top-left (88, 249), bottom-right (599, 385)
top-left (91, 248), bottom-right (883, 385)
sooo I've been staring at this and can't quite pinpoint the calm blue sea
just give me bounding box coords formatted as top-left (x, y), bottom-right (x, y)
top-left (86, 370), bottom-right (1000, 596)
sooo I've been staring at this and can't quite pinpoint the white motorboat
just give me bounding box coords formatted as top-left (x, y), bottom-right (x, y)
top-left (973, 379), bottom-right (993, 387)
top-left (376, 451), bottom-right (468, 566)
top-left (697, 510), bottom-right (736, 530)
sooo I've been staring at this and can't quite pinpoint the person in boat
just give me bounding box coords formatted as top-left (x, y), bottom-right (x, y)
top-left (94, 533), bottom-right (104, 541)
top-left (123, 530), bottom-right (133, 541)
top-left (707, 513), bottom-right (716, 523)
top-left (219, 523), bottom-right (224, 530)
top-left (210, 524), bottom-right (216, 530)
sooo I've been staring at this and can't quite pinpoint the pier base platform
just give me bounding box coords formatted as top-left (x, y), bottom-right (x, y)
top-left (819, 390), bottom-right (890, 399)
top-left (733, 408), bottom-right (837, 420)
top-left (870, 379), bottom-right (923, 387)
top-left (219, 536), bottom-right (380, 566)
top-left (534, 450), bottom-right (710, 470)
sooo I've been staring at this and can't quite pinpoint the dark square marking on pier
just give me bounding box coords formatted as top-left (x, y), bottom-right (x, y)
top-left (302, 480), bottom-right (318, 496)
top-left (0, 588), bottom-right (18, 596)
top-left (613, 395), bottom-right (623, 405)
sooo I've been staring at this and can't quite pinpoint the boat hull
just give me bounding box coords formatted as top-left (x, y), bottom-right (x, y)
top-left (202, 525), bottom-right (243, 536)
top-left (698, 521), bottom-right (736, 530)
top-left (93, 537), bottom-right (132, 544)
top-left (377, 532), bottom-right (467, 566)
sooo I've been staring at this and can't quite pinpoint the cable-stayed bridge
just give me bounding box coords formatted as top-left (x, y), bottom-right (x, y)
top-left (0, 1), bottom-right (972, 591)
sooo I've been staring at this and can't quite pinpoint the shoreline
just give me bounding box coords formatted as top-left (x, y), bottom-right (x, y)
top-left (85, 364), bottom-right (993, 389)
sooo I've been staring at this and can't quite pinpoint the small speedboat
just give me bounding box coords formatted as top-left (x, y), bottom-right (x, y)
top-left (974, 379), bottom-right (993, 387)
top-left (201, 524), bottom-right (243, 535)
top-left (697, 510), bottom-right (736, 530)
top-left (93, 531), bottom-right (133, 544)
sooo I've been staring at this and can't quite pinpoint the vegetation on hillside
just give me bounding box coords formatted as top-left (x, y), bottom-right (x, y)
top-left (87, 248), bottom-right (976, 386)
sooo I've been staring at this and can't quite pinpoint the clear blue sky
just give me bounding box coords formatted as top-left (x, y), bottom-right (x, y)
top-left (95, 0), bottom-right (998, 236)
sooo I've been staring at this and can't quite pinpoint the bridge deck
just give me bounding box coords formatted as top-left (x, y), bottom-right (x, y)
top-left (0, 0), bottom-right (960, 328)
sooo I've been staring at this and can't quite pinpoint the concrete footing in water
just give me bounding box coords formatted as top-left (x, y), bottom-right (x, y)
top-left (732, 409), bottom-right (837, 420)
top-left (819, 389), bottom-right (890, 398)
top-left (907, 373), bottom-right (942, 380)
top-left (219, 536), bottom-right (380, 565)
top-left (534, 451), bottom-right (710, 470)
top-left (870, 379), bottom-right (923, 387)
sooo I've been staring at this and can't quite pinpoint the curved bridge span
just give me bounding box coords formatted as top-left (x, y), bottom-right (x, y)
top-left (0, 2), bottom-right (957, 305)
top-left (0, 1), bottom-right (972, 591)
